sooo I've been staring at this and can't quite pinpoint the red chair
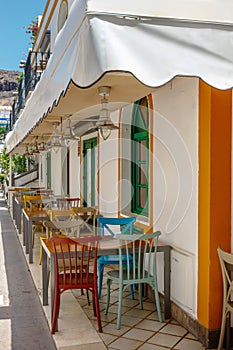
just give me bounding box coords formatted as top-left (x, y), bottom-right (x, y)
top-left (57, 197), bottom-right (80, 209)
top-left (50, 235), bottom-right (102, 334)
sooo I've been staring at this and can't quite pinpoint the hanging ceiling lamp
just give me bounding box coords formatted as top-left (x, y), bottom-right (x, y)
top-left (38, 135), bottom-right (46, 154)
top-left (97, 86), bottom-right (118, 140)
top-left (24, 145), bottom-right (30, 156)
top-left (51, 122), bottom-right (63, 153)
top-left (28, 145), bottom-right (34, 155)
top-left (80, 86), bottom-right (118, 140)
top-left (32, 136), bottom-right (40, 154)
top-left (63, 116), bottom-right (79, 147)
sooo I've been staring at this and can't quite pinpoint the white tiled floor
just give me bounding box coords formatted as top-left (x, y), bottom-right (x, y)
top-left (73, 270), bottom-right (213, 350)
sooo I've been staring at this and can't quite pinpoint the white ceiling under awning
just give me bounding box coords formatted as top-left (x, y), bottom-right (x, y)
top-left (5, 0), bottom-right (233, 153)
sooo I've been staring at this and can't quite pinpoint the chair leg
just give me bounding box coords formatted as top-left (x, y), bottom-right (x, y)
top-left (105, 279), bottom-right (111, 315)
top-left (98, 263), bottom-right (104, 299)
top-left (86, 290), bottom-right (90, 305)
top-left (218, 308), bottom-right (227, 350)
top-left (92, 290), bottom-right (96, 316)
top-left (138, 283), bottom-right (143, 309)
top-left (51, 290), bottom-right (60, 334)
top-left (153, 280), bottom-right (163, 323)
top-left (94, 284), bottom-right (102, 333)
top-left (129, 260), bottom-right (135, 300)
top-left (39, 236), bottom-right (46, 265)
top-left (129, 284), bottom-right (135, 300)
top-left (117, 284), bottom-right (124, 330)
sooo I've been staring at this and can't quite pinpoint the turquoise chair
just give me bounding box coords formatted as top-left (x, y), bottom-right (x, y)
top-left (97, 217), bottom-right (136, 299)
top-left (105, 231), bottom-right (163, 329)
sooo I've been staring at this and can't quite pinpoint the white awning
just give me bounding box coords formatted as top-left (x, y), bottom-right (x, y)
top-left (5, 0), bottom-right (233, 153)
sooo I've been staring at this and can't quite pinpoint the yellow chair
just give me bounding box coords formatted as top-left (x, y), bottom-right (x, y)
top-left (39, 221), bottom-right (66, 265)
top-left (23, 195), bottom-right (47, 264)
top-left (23, 195), bottom-right (46, 243)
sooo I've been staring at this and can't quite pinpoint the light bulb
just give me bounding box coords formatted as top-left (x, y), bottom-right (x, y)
top-left (99, 125), bottom-right (111, 140)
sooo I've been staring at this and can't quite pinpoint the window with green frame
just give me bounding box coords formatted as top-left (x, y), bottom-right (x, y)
top-left (131, 97), bottom-right (149, 216)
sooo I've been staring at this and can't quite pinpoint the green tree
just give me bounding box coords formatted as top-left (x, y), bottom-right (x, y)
top-left (0, 148), bottom-right (10, 184)
top-left (12, 154), bottom-right (27, 174)
top-left (0, 149), bottom-right (27, 184)
top-left (0, 126), bottom-right (6, 135)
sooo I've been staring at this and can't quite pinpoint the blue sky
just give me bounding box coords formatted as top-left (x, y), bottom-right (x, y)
top-left (0, 1), bottom-right (46, 71)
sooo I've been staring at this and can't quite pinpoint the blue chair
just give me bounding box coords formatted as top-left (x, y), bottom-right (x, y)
top-left (97, 217), bottom-right (136, 299)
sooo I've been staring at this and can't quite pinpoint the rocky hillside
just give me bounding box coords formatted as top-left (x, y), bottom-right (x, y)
top-left (0, 70), bottom-right (20, 106)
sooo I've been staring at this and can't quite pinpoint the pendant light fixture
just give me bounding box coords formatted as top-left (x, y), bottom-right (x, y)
top-left (24, 145), bottom-right (30, 156)
top-left (32, 136), bottom-right (40, 154)
top-left (97, 86), bottom-right (118, 140)
top-left (80, 86), bottom-right (118, 140)
top-left (51, 122), bottom-right (63, 153)
top-left (38, 135), bottom-right (46, 154)
top-left (63, 116), bottom-right (79, 147)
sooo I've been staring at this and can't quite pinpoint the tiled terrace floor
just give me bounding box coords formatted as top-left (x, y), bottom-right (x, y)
top-left (4, 191), bottom-right (221, 350)
top-left (73, 274), bottom-right (208, 350)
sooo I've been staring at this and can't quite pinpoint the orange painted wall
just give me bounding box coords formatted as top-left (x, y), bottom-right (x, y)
top-left (198, 81), bottom-right (231, 329)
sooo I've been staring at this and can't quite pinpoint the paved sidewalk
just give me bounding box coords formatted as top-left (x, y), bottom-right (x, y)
top-left (0, 192), bottom-right (56, 350)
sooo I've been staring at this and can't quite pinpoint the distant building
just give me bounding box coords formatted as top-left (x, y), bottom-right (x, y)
top-left (0, 106), bottom-right (11, 127)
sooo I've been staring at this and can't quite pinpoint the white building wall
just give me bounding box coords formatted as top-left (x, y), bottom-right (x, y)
top-left (39, 154), bottom-right (47, 189)
top-left (51, 150), bottom-right (62, 195)
top-left (69, 140), bottom-right (80, 197)
top-left (152, 77), bottom-right (199, 316)
top-left (99, 111), bottom-right (119, 216)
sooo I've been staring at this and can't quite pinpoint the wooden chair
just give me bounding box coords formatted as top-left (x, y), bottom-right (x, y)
top-left (48, 209), bottom-right (76, 222)
top-left (23, 195), bottom-right (46, 246)
top-left (73, 207), bottom-right (96, 237)
top-left (39, 221), bottom-right (65, 265)
top-left (48, 208), bottom-right (96, 238)
top-left (50, 236), bottom-right (102, 334)
top-left (56, 197), bottom-right (80, 209)
top-left (105, 231), bottom-right (163, 329)
top-left (48, 209), bottom-right (82, 237)
top-left (18, 190), bottom-right (36, 198)
top-left (217, 247), bottom-right (233, 350)
top-left (97, 217), bottom-right (136, 299)
top-left (36, 189), bottom-right (54, 196)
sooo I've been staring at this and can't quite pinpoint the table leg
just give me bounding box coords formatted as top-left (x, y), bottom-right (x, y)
top-left (18, 206), bottom-right (22, 234)
top-left (42, 247), bottom-right (48, 305)
top-left (12, 194), bottom-right (16, 222)
top-left (50, 256), bottom-right (57, 331)
top-left (15, 202), bottom-right (19, 231)
top-left (23, 214), bottom-right (26, 246)
top-left (163, 246), bottom-right (171, 319)
top-left (226, 312), bottom-right (230, 350)
top-left (25, 221), bottom-right (29, 254)
top-left (28, 220), bottom-right (33, 263)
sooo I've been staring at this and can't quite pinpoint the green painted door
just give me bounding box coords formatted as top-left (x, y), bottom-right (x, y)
top-left (83, 138), bottom-right (97, 207)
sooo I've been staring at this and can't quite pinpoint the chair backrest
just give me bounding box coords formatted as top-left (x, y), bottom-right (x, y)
top-left (57, 197), bottom-right (80, 209)
top-left (50, 236), bottom-right (102, 288)
top-left (36, 189), bottom-right (54, 196)
top-left (23, 195), bottom-right (43, 209)
top-left (97, 217), bottom-right (136, 236)
top-left (73, 207), bottom-right (96, 236)
top-left (217, 247), bottom-right (233, 306)
top-left (116, 231), bottom-right (161, 283)
top-left (19, 190), bottom-right (36, 198)
top-left (48, 209), bottom-right (76, 221)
